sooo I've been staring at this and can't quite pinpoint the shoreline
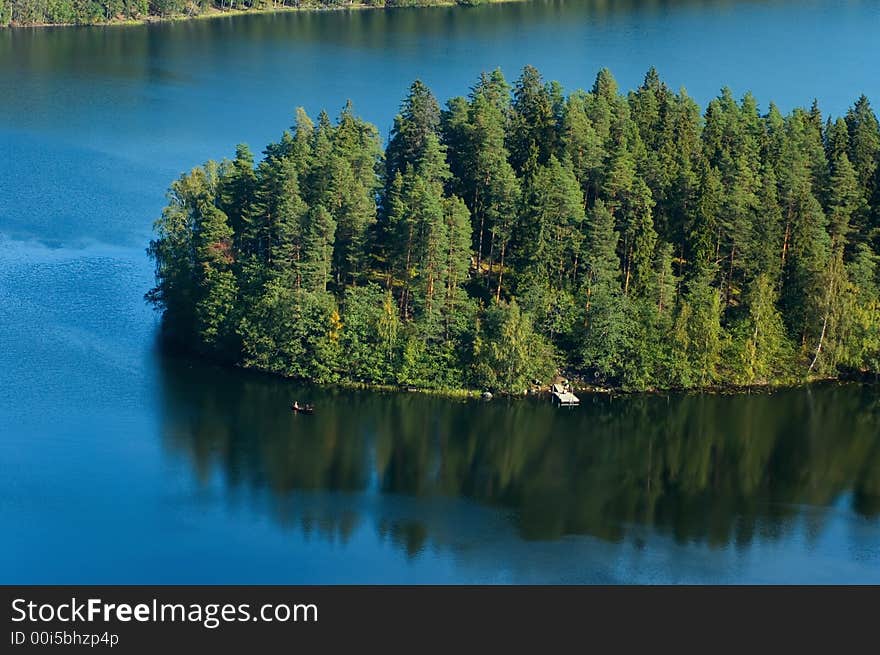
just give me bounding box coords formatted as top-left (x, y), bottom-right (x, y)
top-left (221, 355), bottom-right (876, 402)
top-left (337, 376), bottom-right (876, 399)
top-left (3, 1), bottom-right (524, 30)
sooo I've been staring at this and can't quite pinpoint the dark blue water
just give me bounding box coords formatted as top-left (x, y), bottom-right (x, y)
top-left (1, 0), bottom-right (879, 583)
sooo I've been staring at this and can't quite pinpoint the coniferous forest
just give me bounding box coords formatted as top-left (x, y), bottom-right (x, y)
top-left (1, 0), bottom-right (496, 27)
top-left (147, 67), bottom-right (880, 394)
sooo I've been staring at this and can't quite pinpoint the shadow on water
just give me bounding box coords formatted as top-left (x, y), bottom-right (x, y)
top-left (155, 352), bottom-right (880, 558)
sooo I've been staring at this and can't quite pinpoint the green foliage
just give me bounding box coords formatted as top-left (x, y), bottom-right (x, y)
top-left (3, 0), bottom-right (500, 25)
top-left (442, 69), bottom-right (519, 290)
top-left (341, 284), bottom-right (401, 383)
top-left (577, 200), bottom-right (627, 381)
top-left (302, 205), bottom-right (336, 293)
top-left (386, 80), bottom-right (441, 182)
top-left (193, 203), bottom-right (238, 353)
top-left (669, 268), bottom-right (723, 388)
top-left (515, 155), bottom-right (584, 299)
top-left (728, 274), bottom-right (796, 386)
top-left (149, 67), bottom-right (880, 394)
top-left (472, 299), bottom-right (556, 393)
top-left (239, 284), bottom-right (341, 382)
top-left (509, 65), bottom-right (559, 174)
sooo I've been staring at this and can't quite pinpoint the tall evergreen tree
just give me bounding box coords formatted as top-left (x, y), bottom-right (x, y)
top-left (509, 65), bottom-right (559, 174)
top-left (578, 200), bottom-right (626, 380)
top-left (845, 96), bottom-right (880, 223)
top-left (516, 156), bottom-right (584, 303)
top-left (193, 202), bottom-right (238, 355)
top-left (444, 74), bottom-right (517, 281)
top-left (301, 205), bottom-right (336, 293)
top-left (386, 80), bottom-right (441, 182)
top-left (218, 144), bottom-right (257, 260)
top-left (561, 91), bottom-right (606, 207)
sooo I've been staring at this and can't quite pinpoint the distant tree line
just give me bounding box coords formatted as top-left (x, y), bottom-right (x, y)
top-left (0, 0), bottom-right (493, 27)
top-left (148, 66), bottom-right (880, 393)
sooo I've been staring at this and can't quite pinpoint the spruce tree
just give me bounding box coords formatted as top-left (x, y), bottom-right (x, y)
top-left (193, 202), bottom-right (238, 356)
top-left (561, 91), bottom-right (606, 207)
top-left (509, 65), bottom-right (559, 174)
top-left (578, 200), bottom-right (626, 381)
top-left (386, 80), bottom-right (441, 182)
top-left (302, 205), bottom-right (336, 293)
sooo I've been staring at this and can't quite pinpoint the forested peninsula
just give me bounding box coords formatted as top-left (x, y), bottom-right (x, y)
top-left (147, 66), bottom-right (880, 394)
top-left (1, 0), bottom-right (506, 28)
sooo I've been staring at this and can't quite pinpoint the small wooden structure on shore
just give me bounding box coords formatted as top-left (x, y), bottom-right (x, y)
top-left (551, 383), bottom-right (580, 407)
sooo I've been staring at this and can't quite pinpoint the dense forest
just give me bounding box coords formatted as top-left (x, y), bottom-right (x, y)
top-left (0, 0), bottom-right (495, 27)
top-left (147, 66), bottom-right (880, 393)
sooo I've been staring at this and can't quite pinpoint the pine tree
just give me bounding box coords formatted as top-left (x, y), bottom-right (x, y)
top-left (825, 117), bottom-right (850, 165)
top-left (516, 156), bottom-right (584, 298)
top-left (290, 107), bottom-right (315, 179)
top-left (449, 78), bottom-right (517, 280)
top-left (578, 200), bottom-right (626, 380)
top-left (410, 171), bottom-right (447, 326)
top-left (720, 154), bottom-right (761, 307)
top-left (441, 195), bottom-right (473, 339)
top-left (652, 241), bottom-right (677, 315)
top-left (193, 202), bottom-right (238, 355)
top-left (842, 245), bottom-right (880, 372)
top-left (592, 68), bottom-right (619, 105)
top-left (628, 67), bottom-right (672, 224)
top-left (688, 163), bottom-right (722, 273)
top-left (440, 94), bottom-right (472, 196)
top-left (306, 102), bottom-right (381, 287)
top-left (509, 65), bottom-right (559, 174)
top-left (391, 133), bottom-right (453, 327)
top-left (218, 143), bottom-right (257, 251)
top-left (664, 90), bottom-right (703, 267)
top-left (620, 178), bottom-right (657, 297)
top-left (827, 148), bottom-right (865, 251)
top-left (561, 91), bottom-right (606, 206)
top-left (845, 96), bottom-right (880, 216)
top-left (386, 80), bottom-right (441, 182)
top-left (251, 157), bottom-right (308, 285)
top-left (747, 164), bottom-right (784, 285)
top-left (326, 154), bottom-right (375, 286)
top-left (304, 110), bottom-right (335, 207)
top-left (601, 133), bottom-right (636, 213)
top-left (301, 205), bottom-right (336, 293)
top-left (778, 111), bottom-right (832, 349)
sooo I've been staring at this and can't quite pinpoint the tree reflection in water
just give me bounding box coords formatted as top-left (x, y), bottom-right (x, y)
top-left (158, 355), bottom-right (880, 556)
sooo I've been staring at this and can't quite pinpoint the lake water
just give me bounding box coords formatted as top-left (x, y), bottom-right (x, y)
top-left (1, 0), bottom-right (879, 583)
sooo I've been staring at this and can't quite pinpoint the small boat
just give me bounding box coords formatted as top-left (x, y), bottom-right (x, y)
top-left (290, 401), bottom-right (315, 415)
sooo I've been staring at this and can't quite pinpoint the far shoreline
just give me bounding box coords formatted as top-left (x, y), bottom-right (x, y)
top-left (3, 0), bottom-right (525, 30)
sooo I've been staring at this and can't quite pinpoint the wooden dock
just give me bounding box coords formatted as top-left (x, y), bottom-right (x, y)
top-left (551, 383), bottom-right (580, 406)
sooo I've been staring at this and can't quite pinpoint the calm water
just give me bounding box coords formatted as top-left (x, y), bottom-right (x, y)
top-left (1, 0), bottom-right (879, 583)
